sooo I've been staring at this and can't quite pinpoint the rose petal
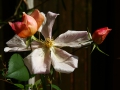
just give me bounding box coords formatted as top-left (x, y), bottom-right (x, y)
top-left (4, 35), bottom-right (42, 52)
top-left (9, 12), bottom-right (38, 38)
top-left (54, 30), bottom-right (90, 48)
top-left (41, 11), bottom-right (59, 39)
top-left (50, 47), bottom-right (78, 73)
top-left (4, 35), bottom-right (28, 52)
top-left (6, 35), bottom-right (27, 47)
top-left (30, 9), bottom-right (45, 30)
top-left (4, 47), bottom-right (30, 52)
top-left (9, 22), bottom-right (29, 38)
top-left (37, 12), bottom-right (46, 32)
top-left (92, 27), bottom-right (111, 44)
top-left (22, 12), bottom-right (38, 37)
top-left (24, 48), bottom-right (51, 74)
top-left (31, 41), bottom-right (43, 49)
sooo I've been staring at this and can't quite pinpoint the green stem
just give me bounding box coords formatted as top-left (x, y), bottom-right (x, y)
top-left (40, 74), bottom-right (47, 90)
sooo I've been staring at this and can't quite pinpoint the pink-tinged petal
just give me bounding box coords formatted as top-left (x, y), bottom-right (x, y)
top-left (6, 35), bottom-right (27, 47)
top-left (41, 11), bottom-right (59, 39)
top-left (9, 22), bottom-right (16, 30)
top-left (51, 47), bottom-right (78, 73)
top-left (22, 12), bottom-right (38, 36)
top-left (9, 22), bottom-right (28, 37)
top-left (9, 12), bottom-right (38, 38)
top-left (24, 48), bottom-right (51, 74)
top-left (30, 9), bottom-right (45, 30)
top-left (4, 47), bottom-right (30, 52)
top-left (37, 12), bottom-right (46, 32)
top-left (54, 30), bottom-right (90, 48)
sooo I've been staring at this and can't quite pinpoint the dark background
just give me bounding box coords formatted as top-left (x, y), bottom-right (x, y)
top-left (91, 0), bottom-right (113, 90)
top-left (0, 0), bottom-right (119, 90)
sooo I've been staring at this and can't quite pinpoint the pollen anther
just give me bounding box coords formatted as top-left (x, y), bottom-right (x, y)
top-left (43, 38), bottom-right (54, 48)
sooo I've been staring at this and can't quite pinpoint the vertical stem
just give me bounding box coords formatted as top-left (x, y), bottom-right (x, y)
top-left (40, 74), bottom-right (47, 90)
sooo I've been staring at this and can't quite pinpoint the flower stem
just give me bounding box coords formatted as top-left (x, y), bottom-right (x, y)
top-left (40, 74), bottom-right (47, 90)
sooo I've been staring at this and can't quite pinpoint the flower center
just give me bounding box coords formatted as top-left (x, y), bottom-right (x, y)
top-left (43, 38), bottom-right (54, 48)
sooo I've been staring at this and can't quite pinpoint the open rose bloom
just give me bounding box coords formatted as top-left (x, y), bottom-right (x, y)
top-left (4, 10), bottom-right (92, 74)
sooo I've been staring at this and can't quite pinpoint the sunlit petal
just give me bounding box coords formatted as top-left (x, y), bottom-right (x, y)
top-left (4, 35), bottom-right (42, 52)
top-left (24, 48), bottom-right (51, 74)
top-left (54, 30), bottom-right (91, 48)
top-left (41, 11), bottom-right (59, 39)
top-left (30, 9), bottom-right (45, 30)
top-left (37, 12), bottom-right (46, 32)
top-left (9, 12), bottom-right (38, 38)
top-left (4, 47), bottom-right (30, 52)
top-left (51, 47), bottom-right (78, 73)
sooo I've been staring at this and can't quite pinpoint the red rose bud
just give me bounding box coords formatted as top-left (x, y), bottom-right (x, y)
top-left (9, 9), bottom-right (45, 38)
top-left (92, 27), bottom-right (111, 44)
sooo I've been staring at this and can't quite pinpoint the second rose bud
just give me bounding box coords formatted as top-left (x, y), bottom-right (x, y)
top-left (92, 27), bottom-right (111, 44)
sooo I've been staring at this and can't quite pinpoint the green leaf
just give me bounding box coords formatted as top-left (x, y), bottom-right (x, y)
top-left (6, 53), bottom-right (29, 81)
top-left (34, 79), bottom-right (41, 86)
top-left (14, 84), bottom-right (24, 89)
top-left (51, 84), bottom-right (61, 90)
top-left (33, 79), bottom-right (42, 89)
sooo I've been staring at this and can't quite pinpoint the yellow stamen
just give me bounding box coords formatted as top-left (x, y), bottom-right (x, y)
top-left (43, 38), bottom-right (54, 48)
